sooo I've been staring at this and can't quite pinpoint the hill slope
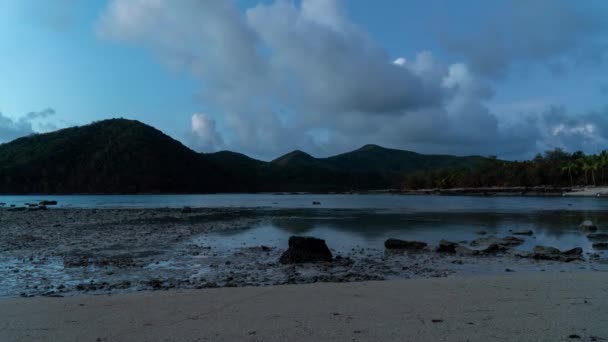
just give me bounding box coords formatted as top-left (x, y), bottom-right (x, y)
top-left (322, 144), bottom-right (485, 173)
top-left (0, 119), bottom-right (487, 193)
top-left (0, 119), bottom-right (230, 193)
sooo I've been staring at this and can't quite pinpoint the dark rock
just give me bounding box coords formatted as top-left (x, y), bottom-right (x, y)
top-left (579, 220), bottom-right (598, 232)
top-left (505, 268), bottom-right (515, 272)
top-left (532, 245), bottom-right (583, 262)
top-left (181, 206), bottom-right (192, 213)
top-left (436, 240), bottom-right (459, 253)
top-left (39, 200), bottom-right (58, 206)
top-left (470, 236), bottom-right (524, 248)
top-left (384, 239), bottom-right (427, 250)
top-left (511, 230), bottom-right (533, 236)
top-left (482, 243), bottom-right (510, 254)
top-left (279, 236), bottom-right (333, 264)
top-left (592, 242), bottom-right (608, 250)
top-left (587, 233), bottom-right (608, 241)
top-left (476, 231), bottom-right (487, 235)
top-left (563, 247), bottom-right (583, 256)
top-left (312, 201), bottom-right (321, 205)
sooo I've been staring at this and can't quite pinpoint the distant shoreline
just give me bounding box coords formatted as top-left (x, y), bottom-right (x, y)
top-left (2, 186), bottom-right (608, 197)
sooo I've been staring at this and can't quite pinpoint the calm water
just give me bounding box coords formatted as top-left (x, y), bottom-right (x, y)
top-left (2, 195), bottom-right (607, 296)
top-left (2, 194), bottom-right (608, 213)
top-left (202, 211), bottom-right (607, 254)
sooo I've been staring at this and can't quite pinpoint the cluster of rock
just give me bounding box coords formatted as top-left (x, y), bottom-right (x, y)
top-left (381, 234), bottom-right (585, 262)
top-left (5, 200), bottom-right (58, 211)
top-left (581, 221), bottom-right (608, 250)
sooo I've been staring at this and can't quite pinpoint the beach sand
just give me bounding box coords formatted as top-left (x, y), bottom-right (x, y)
top-left (563, 186), bottom-right (608, 197)
top-left (1, 272), bottom-right (607, 341)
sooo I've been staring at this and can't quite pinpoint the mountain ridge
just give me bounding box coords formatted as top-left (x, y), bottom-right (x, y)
top-left (0, 119), bottom-right (488, 193)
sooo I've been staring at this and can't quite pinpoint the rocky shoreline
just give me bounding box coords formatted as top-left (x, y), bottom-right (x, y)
top-left (1, 207), bottom-right (607, 298)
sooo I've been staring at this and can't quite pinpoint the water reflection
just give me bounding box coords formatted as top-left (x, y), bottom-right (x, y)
top-left (204, 211), bottom-right (608, 255)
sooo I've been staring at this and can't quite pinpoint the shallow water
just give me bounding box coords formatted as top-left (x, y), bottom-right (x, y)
top-left (2, 193), bottom-right (608, 212)
top-left (201, 212), bottom-right (607, 255)
top-left (2, 196), bottom-right (608, 297)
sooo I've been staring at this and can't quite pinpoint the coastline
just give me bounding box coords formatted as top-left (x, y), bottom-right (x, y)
top-left (3, 186), bottom-right (608, 198)
top-left (2, 272), bottom-right (607, 341)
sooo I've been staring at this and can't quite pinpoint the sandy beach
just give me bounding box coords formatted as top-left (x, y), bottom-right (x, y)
top-left (1, 272), bottom-right (607, 341)
top-left (563, 186), bottom-right (608, 197)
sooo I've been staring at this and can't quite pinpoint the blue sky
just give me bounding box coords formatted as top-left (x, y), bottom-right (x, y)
top-left (1, 0), bottom-right (607, 160)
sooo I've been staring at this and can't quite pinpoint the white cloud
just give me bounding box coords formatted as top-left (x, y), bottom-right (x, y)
top-left (98, 0), bottom-right (604, 159)
top-left (190, 113), bottom-right (224, 152)
top-left (0, 108), bottom-right (56, 143)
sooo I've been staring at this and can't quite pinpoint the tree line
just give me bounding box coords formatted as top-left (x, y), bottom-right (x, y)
top-left (403, 148), bottom-right (608, 189)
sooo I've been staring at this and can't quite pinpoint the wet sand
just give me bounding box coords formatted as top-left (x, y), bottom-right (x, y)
top-left (1, 272), bottom-right (607, 341)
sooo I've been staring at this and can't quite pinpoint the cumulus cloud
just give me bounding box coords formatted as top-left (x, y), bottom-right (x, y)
top-left (190, 113), bottom-right (224, 152)
top-left (97, 0), bottom-right (601, 159)
top-left (438, 1), bottom-right (608, 79)
top-left (0, 108), bottom-right (56, 143)
top-left (539, 106), bottom-right (608, 153)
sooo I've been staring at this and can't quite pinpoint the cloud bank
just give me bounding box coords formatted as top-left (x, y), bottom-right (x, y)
top-left (0, 108), bottom-right (56, 143)
top-left (98, 0), bottom-right (608, 159)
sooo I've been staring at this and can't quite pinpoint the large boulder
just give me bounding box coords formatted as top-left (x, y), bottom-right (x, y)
top-left (587, 233), bottom-right (608, 241)
top-left (279, 236), bottom-right (333, 264)
top-left (436, 240), bottom-right (459, 253)
top-left (579, 220), bottom-right (598, 232)
top-left (384, 239), bottom-right (427, 251)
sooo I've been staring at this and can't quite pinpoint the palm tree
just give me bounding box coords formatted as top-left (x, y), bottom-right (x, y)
top-left (579, 157), bottom-right (590, 185)
top-left (561, 161), bottom-right (576, 186)
top-left (599, 150), bottom-right (608, 184)
top-left (583, 156), bottom-right (600, 186)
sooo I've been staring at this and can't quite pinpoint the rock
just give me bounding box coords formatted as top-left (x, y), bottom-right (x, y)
top-left (532, 245), bottom-right (583, 262)
top-left (312, 201), bottom-right (321, 205)
top-left (470, 236), bottom-right (524, 248)
top-left (587, 233), bottom-right (608, 241)
top-left (482, 243), bottom-right (510, 254)
top-left (279, 236), bottom-right (333, 264)
top-left (505, 268), bottom-right (515, 272)
top-left (563, 247), bottom-right (583, 256)
top-left (181, 206), bottom-right (192, 213)
top-left (579, 220), bottom-right (598, 232)
top-left (454, 245), bottom-right (479, 256)
top-left (511, 230), bottom-right (533, 236)
top-left (476, 231), bottom-right (487, 235)
top-left (384, 239), bottom-right (427, 250)
top-left (533, 245), bottom-right (561, 256)
top-left (39, 200), bottom-right (58, 206)
top-left (592, 242), bottom-right (608, 250)
top-left (436, 240), bottom-right (459, 253)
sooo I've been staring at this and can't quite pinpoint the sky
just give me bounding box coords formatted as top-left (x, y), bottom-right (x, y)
top-left (0, 0), bottom-right (607, 160)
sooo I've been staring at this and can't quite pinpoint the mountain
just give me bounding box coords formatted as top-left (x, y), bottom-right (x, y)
top-left (0, 119), bottom-right (231, 193)
top-left (269, 144), bottom-right (485, 173)
top-left (0, 118), bottom-right (488, 194)
top-left (322, 144), bottom-right (485, 173)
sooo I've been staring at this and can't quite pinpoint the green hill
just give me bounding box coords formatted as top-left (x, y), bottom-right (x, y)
top-left (0, 118), bottom-right (487, 193)
top-left (0, 119), bottom-right (230, 193)
top-left (322, 144), bottom-right (485, 173)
